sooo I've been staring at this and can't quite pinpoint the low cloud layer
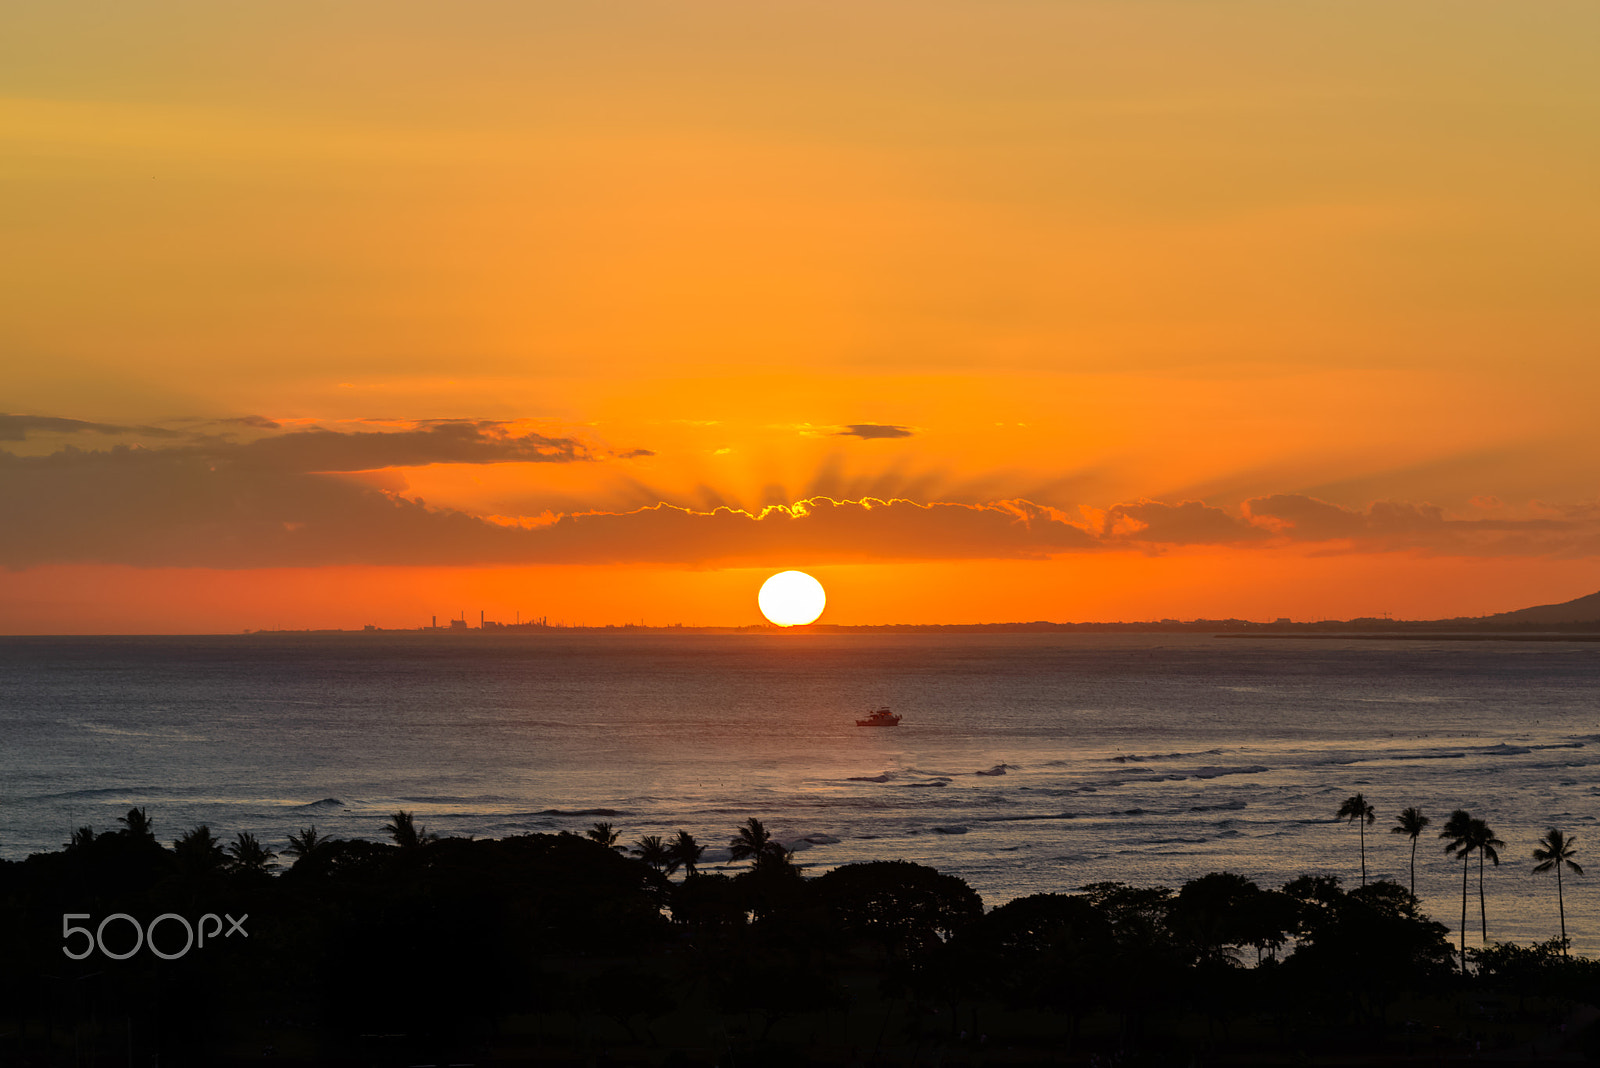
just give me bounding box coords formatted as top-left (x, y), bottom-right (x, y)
top-left (836, 423), bottom-right (914, 440)
top-left (0, 414), bottom-right (187, 441)
top-left (224, 421), bottom-right (601, 472)
top-left (3, 418), bottom-right (1596, 569)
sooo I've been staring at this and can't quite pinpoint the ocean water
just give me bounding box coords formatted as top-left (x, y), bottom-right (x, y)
top-left (3, 631), bottom-right (1598, 953)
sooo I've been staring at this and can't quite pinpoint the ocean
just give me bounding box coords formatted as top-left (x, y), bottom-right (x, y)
top-left (3, 631), bottom-right (1598, 952)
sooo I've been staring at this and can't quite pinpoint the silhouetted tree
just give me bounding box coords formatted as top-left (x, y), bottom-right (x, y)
top-left (666, 829), bottom-right (704, 877)
top-left (1390, 806), bottom-right (1430, 898)
top-left (1337, 793), bottom-right (1376, 885)
top-left (1533, 827), bottom-right (1582, 956)
top-left (118, 806), bottom-right (155, 842)
top-left (227, 831), bottom-right (278, 874)
top-left (668, 872), bottom-right (747, 935)
top-left (1168, 872), bottom-right (1277, 965)
top-left (65, 825), bottom-right (95, 851)
top-left (587, 821), bottom-right (623, 850)
top-left (729, 817), bottom-right (787, 870)
top-left (1077, 882), bottom-right (1184, 1041)
top-left (1440, 808), bottom-right (1473, 971)
top-left (1284, 876), bottom-right (1454, 1020)
top-left (814, 860), bottom-right (983, 960)
top-left (383, 809), bottom-right (436, 849)
top-left (735, 851), bottom-right (805, 924)
top-left (284, 825), bottom-right (326, 862)
top-left (172, 825), bottom-right (229, 901)
top-left (954, 892), bottom-right (1114, 1025)
top-left (173, 825), bottom-right (226, 867)
top-left (1468, 817), bottom-right (1504, 942)
top-left (633, 834), bottom-right (671, 872)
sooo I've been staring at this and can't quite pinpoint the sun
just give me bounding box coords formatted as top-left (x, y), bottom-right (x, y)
top-left (758, 570), bottom-right (827, 626)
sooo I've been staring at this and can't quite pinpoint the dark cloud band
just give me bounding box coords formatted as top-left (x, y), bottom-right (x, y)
top-left (0, 414), bottom-right (186, 442)
top-left (835, 424), bottom-right (914, 440)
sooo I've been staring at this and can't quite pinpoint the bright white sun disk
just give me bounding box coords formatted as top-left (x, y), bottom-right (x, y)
top-left (758, 571), bottom-right (826, 626)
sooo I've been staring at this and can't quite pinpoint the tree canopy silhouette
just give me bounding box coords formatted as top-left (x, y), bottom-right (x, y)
top-left (813, 860), bottom-right (982, 960)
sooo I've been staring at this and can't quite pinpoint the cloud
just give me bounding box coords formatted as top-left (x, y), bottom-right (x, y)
top-left (224, 420), bottom-right (596, 471)
top-left (3, 419), bottom-right (1598, 568)
top-left (1098, 499), bottom-right (1267, 545)
top-left (532, 497), bottom-right (1098, 566)
top-left (1240, 493), bottom-right (1586, 556)
top-left (0, 414), bottom-right (186, 442)
top-left (835, 424), bottom-right (914, 439)
top-left (0, 437), bottom-right (1098, 567)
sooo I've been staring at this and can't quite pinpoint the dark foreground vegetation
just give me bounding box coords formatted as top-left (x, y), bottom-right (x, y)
top-left (4, 812), bottom-right (1600, 1066)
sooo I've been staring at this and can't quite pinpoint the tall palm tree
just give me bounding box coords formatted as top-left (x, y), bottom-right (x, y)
top-left (666, 830), bottom-right (704, 878)
top-left (1440, 809), bottom-right (1474, 971)
top-left (1532, 828), bottom-right (1582, 956)
top-left (1337, 793), bottom-right (1377, 885)
top-left (1468, 818), bottom-right (1504, 943)
top-left (1390, 807), bottom-right (1431, 899)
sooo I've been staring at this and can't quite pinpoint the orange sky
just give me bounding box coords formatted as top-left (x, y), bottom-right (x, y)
top-left (3, 2), bottom-right (1598, 632)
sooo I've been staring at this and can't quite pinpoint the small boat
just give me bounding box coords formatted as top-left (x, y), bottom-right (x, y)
top-left (855, 707), bottom-right (901, 727)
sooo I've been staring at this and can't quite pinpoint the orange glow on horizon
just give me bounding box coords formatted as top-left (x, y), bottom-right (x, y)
top-left (4, 553), bottom-right (1599, 636)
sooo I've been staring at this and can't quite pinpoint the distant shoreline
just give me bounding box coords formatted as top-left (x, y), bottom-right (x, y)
top-left (256, 618), bottom-right (1600, 638)
top-left (9, 620), bottom-right (1592, 639)
top-left (1218, 631), bottom-right (1600, 642)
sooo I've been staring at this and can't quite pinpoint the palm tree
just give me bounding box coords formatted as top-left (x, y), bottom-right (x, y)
top-left (1468, 817), bottom-right (1504, 943)
top-left (382, 809), bottom-right (436, 849)
top-left (65, 826), bottom-right (96, 851)
top-left (1390, 807), bottom-right (1430, 898)
top-left (117, 807), bottom-right (155, 842)
top-left (1533, 828), bottom-right (1583, 956)
top-left (285, 825), bottom-right (326, 860)
top-left (587, 821), bottom-right (623, 850)
top-left (1337, 793), bottom-right (1377, 885)
top-left (228, 831), bottom-right (279, 873)
top-left (1440, 809), bottom-right (1474, 971)
top-left (173, 824), bottom-right (228, 874)
top-left (665, 830), bottom-right (704, 877)
top-left (633, 835), bottom-right (671, 872)
top-left (729, 817), bottom-right (780, 868)
top-left (730, 817), bottom-right (794, 875)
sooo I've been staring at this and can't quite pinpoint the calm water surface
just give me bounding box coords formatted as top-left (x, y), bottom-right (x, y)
top-left (2, 632), bottom-right (1598, 951)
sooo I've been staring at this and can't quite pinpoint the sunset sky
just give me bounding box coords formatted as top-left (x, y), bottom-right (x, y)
top-left (4, 2), bottom-right (1599, 632)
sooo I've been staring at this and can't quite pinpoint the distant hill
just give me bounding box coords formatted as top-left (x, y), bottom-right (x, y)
top-left (1483, 589), bottom-right (1600, 625)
